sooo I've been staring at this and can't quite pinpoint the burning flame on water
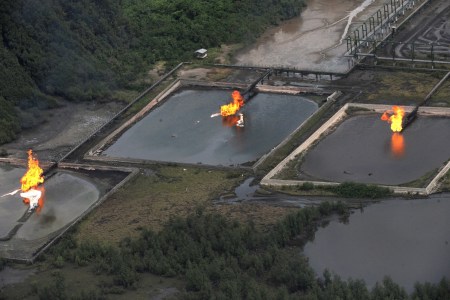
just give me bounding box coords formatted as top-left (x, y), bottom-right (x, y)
top-left (21, 150), bottom-right (44, 192)
top-left (20, 150), bottom-right (45, 211)
top-left (221, 90), bottom-right (244, 117)
top-left (381, 106), bottom-right (405, 132)
top-left (391, 132), bottom-right (405, 158)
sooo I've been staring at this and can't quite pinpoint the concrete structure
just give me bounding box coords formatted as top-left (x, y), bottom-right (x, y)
top-left (0, 159), bottom-right (137, 262)
top-left (86, 78), bottom-right (332, 168)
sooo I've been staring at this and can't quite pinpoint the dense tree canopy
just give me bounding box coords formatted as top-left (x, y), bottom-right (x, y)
top-left (0, 0), bottom-right (306, 144)
top-left (45, 203), bottom-right (450, 299)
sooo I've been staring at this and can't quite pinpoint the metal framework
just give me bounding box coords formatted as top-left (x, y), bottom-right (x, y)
top-left (345, 0), bottom-right (422, 56)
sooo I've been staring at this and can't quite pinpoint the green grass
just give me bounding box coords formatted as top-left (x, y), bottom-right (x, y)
top-left (429, 82), bottom-right (450, 107)
top-left (75, 166), bottom-right (245, 244)
top-left (365, 71), bottom-right (441, 105)
top-left (438, 171), bottom-right (450, 192)
top-left (0, 263), bottom-right (184, 300)
top-left (400, 168), bottom-right (439, 188)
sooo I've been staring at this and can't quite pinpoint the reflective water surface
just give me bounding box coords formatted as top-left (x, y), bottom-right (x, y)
top-left (105, 89), bottom-right (318, 166)
top-left (300, 115), bottom-right (450, 185)
top-left (16, 172), bottom-right (100, 240)
top-left (304, 197), bottom-right (450, 292)
top-left (0, 166), bottom-right (27, 238)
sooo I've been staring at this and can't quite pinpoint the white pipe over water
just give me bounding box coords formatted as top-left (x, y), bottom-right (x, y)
top-left (339, 0), bottom-right (375, 44)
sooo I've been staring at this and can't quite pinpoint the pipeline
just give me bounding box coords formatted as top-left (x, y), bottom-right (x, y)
top-left (402, 71), bottom-right (450, 131)
top-left (242, 69), bottom-right (273, 101)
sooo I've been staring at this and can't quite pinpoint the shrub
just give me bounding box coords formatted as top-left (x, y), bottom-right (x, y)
top-left (300, 182), bottom-right (314, 191)
top-left (328, 182), bottom-right (391, 198)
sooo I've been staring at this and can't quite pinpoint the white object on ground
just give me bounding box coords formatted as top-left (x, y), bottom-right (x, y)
top-left (20, 189), bottom-right (42, 211)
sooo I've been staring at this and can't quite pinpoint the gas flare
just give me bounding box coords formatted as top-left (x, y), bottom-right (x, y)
top-left (220, 90), bottom-right (244, 117)
top-left (20, 150), bottom-right (45, 211)
top-left (381, 106), bottom-right (405, 132)
top-left (21, 150), bottom-right (44, 191)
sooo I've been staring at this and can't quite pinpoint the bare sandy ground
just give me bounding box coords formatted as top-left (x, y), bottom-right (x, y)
top-left (3, 101), bottom-right (123, 161)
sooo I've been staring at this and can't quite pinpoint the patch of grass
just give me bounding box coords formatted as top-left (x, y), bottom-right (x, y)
top-left (430, 82), bottom-right (450, 107)
top-left (270, 182), bottom-right (392, 198)
top-left (275, 156), bottom-right (300, 180)
top-left (438, 171), bottom-right (450, 192)
top-left (112, 90), bottom-right (141, 104)
top-left (75, 166), bottom-right (245, 243)
top-left (325, 182), bottom-right (392, 199)
top-left (1, 263), bottom-right (183, 300)
top-left (365, 71), bottom-right (441, 105)
top-left (210, 203), bottom-right (294, 232)
top-left (121, 78), bottom-right (175, 118)
top-left (400, 168), bottom-right (438, 188)
top-left (267, 183), bottom-right (334, 197)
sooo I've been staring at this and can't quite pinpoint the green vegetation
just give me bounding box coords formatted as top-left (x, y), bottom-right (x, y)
top-left (0, 96), bottom-right (20, 144)
top-left (0, 0), bottom-right (306, 143)
top-left (430, 81), bottom-right (450, 107)
top-left (365, 71), bottom-right (441, 105)
top-left (325, 182), bottom-right (392, 199)
top-left (438, 171), bottom-right (450, 192)
top-left (273, 182), bottom-right (392, 199)
top-left (4, 202), bottom-right (447, 299)
top-left (401, 168), bottom-right (439, 188)
top-left (123, 0), bottom-right (305, 62)
top-left (49, 203), bottom-right (351, 298)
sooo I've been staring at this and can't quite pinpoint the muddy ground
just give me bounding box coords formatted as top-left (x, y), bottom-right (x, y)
top-left (2, 101), bottom-right (124, 162)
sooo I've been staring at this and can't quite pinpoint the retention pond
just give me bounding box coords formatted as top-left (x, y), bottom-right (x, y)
top-left (0, 163), bottom-right (128, 261)
top-left (304, 196), bottom-right (450, 292)
top-left (103, 89), bottom-right (318, 166)
top-left (299, 114), bottom-right (450, 185)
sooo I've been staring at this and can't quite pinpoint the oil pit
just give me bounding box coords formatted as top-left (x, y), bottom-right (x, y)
top-left (299, 114), bottom-right (450, 185)
top-left (0, 163), bottom-right (132, 261)
top-left (304, 196), bottom-right (450, 292)
top-left (102, 89), bottom-right (318, 166)
top-left (0, 165), bottom-right (28, 239)
top-left (262, 104), bottom-right (450, 193)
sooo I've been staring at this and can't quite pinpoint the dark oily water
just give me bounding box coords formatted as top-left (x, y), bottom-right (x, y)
top-left (300, 115), bottom-right (450, 185)
top-left (0, 166), bottom-right (27, 238)
top-left (303, 197), bottom-right (450, 292)
top-left (16, 172), bottom-right (100, 240)
top-left (104, 89), bottom-right (317, 166)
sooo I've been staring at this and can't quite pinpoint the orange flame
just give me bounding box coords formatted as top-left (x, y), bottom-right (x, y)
top-left (20, 150), bottom-right (45, 211)
top-left (221, 90), bottom-right (244, 117)
top-left (381, 106), bottom-right (405, 132)
top-left (391, 132), bottom-right (405, 157)
top-left (21, 150), bottom-right (44, 192)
